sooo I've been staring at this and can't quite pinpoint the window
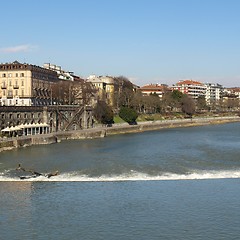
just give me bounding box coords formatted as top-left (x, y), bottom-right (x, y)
top-left (15, 90), bottom-right (18, 96)
top-left (15, 73), bottom-right (18, 77)
top-left (21, 89), bottom-right (24, 96)
top-left (2, 73), bottom-right (6, 77)
top-left (20, 73), bottom-right (24, 77)
top-left (3, 90), bottom-right (6, 96)
top-left (8, 90), bottom-right (13, 96)
top-left (8, 73), bottom-right (12, 77)
top-left (9, 80), bottom-right (12, 86)
top-left (21, 80), bottom-right (24, 86)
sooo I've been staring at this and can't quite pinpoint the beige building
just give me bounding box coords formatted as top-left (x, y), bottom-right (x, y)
top-left (0, 61), bottom-right (58, 106)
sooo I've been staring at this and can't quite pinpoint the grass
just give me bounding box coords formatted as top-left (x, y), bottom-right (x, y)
top-left (113, 115), bottom-right (126, 124)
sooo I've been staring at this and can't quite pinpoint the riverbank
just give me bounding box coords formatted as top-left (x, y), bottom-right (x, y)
top-left (0, 116), bottom-right (239, 152)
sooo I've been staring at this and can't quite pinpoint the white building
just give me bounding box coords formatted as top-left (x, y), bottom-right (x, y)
top-left (172, 80), bottom-right (206, 99)
top-left (43, 63), bottom-right (74, 81)
top-left (205, 83), bottom-right (223, 105)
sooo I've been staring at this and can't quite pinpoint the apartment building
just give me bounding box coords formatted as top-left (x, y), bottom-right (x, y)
top-left (172, 80), bottom-right (206, 99)
top-left (0, 61), bottom-right (58, 106)
top-left (205, 83), bottom-right (223, 105)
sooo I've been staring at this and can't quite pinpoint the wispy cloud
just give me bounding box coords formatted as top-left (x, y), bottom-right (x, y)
top-left (0, 44), bottom-right (38, 53)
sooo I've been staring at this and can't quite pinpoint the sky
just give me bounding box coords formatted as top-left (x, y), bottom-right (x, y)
top-left (1, 0), bottom-right (240, 87)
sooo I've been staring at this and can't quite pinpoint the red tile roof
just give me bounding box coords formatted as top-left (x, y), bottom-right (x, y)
top-left (140, 84), bottom-right (166, 91)
top-left (176, 80), bottom-right (203, 86)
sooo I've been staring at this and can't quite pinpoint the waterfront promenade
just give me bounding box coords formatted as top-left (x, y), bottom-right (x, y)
top-left (0, 116), bottom-right (240, 152)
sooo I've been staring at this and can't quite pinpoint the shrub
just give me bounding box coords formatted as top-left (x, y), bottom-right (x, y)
top-left (119, 107), bottom-right (138, 124)
top-left (93, 101), bottom-right (114, 125)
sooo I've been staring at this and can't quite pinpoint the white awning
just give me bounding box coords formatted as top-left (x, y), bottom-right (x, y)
top-left (17, 123), bottom-right (50, 129)
top-left (1, 127), bottom-right (11, 132)
top-left (10, 126), bottom-right (22, 131)
top-left (1, 126), bottom-right (22, 132)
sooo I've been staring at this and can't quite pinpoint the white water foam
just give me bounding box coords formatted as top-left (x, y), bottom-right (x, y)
top-left (1, 170), bottom-right (240, 182)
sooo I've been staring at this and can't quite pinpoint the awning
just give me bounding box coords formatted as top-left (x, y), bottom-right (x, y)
top-left (1, 126), bottom-right (22, 132)
top-left (1, 127), bottom-right (11, 132)
top-left (1, 123), bottom-right (50, 132)
top-left (10, 126), bottom-right (22, 131)
top-left (17, 123), bottom-right (50, 129)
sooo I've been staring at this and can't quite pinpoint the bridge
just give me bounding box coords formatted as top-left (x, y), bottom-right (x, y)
top-left (0, 105), bottom-right (93, 136)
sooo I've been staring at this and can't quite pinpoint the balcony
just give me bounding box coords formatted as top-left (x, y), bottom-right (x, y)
top-left (1, 85), bottom-right (7, 89)
top-left (13, 85), bottom-right (19, 89)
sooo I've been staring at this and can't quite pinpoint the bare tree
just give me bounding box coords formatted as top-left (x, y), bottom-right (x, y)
top-left (51, 80), bottom-right (96, 106)
top-left (114, 76), bottom-right (134, 109)
top-left (181, 95), bottom-right (195, 117)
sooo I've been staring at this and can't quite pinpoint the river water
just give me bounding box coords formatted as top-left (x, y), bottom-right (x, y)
top-left (1, 123), bottom-right (240, 239)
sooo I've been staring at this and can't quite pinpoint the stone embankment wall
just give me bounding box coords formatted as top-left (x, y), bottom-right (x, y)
top-left (105, 116), bottom-right (240, 136)
top-left (0, 116), bottom-right (239, 152)
top-left (0, 135), bottom-right (57, 152)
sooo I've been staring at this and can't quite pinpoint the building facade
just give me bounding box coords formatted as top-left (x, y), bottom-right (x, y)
top-left (172, 80), bottom-right (206, 99)
top-left (0, 105), bottom-right (93, 136)
top-left (139, 84), bottom-right (169, 99)
top-left (0, 61), bottom-right (58, 106)
top-left (205, 83), bottom-right (223, 105)
top-left (86, 75), bottom-right (116, 106)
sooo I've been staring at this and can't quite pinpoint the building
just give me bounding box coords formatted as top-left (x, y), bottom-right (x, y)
top-left (0, 61), bottom-right (58, 106)
top-left (0, 105), bottom-right (93, 136)
top-left (225, 87), bottom-right (240, 98)
top-left (86, 75), bottom-right (116, 106)
top-left (139, 84), bottom-right (169, 99)
top-left (205, 83), bottom-right (223, 105)
top-left (172, 80), bottom-right (206, 99)
top-left (43, 63), bottom-right (83, 82)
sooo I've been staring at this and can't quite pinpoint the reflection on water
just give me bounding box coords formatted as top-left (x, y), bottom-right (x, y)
top-left (1, 180), bottom-right (240, 240)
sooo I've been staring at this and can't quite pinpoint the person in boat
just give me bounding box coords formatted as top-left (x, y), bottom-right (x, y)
top-left (16, 164), bottom-right (59, 178)
top-left (46, 170), bottom-right (59, 178)
top-left (16, 164), bottom-right (42, 176)
top-left (16, 163), bottom-right (25, 171)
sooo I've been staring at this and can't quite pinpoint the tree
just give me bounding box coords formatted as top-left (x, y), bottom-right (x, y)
top-left (181, 95), bottom-right (195, 117)
top-left (51, 80), bottom-right (96, 105)
top-left (196, 95), bottom-right (208, 112)
top-left (93, 100), bottom-right (114, 125)
top-left (51, 80), bottom-right (71, 105)
top-left (114, 76), bottom-right (134, 108)
top-left (73, 81), bottom-right (96, 105)
top-left (162, 90), bottom-right (183, 112)
top-left (119, 106), bottom-right (138, 124)
top-left (131, 91), bottom-right (145, 113)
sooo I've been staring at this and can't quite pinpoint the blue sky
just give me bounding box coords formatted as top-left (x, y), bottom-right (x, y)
top-left (1, 0), bottom-right (240, 87)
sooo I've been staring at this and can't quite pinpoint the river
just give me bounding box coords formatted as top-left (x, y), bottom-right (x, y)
top-left (1, 122), bottom-right (240, 239)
